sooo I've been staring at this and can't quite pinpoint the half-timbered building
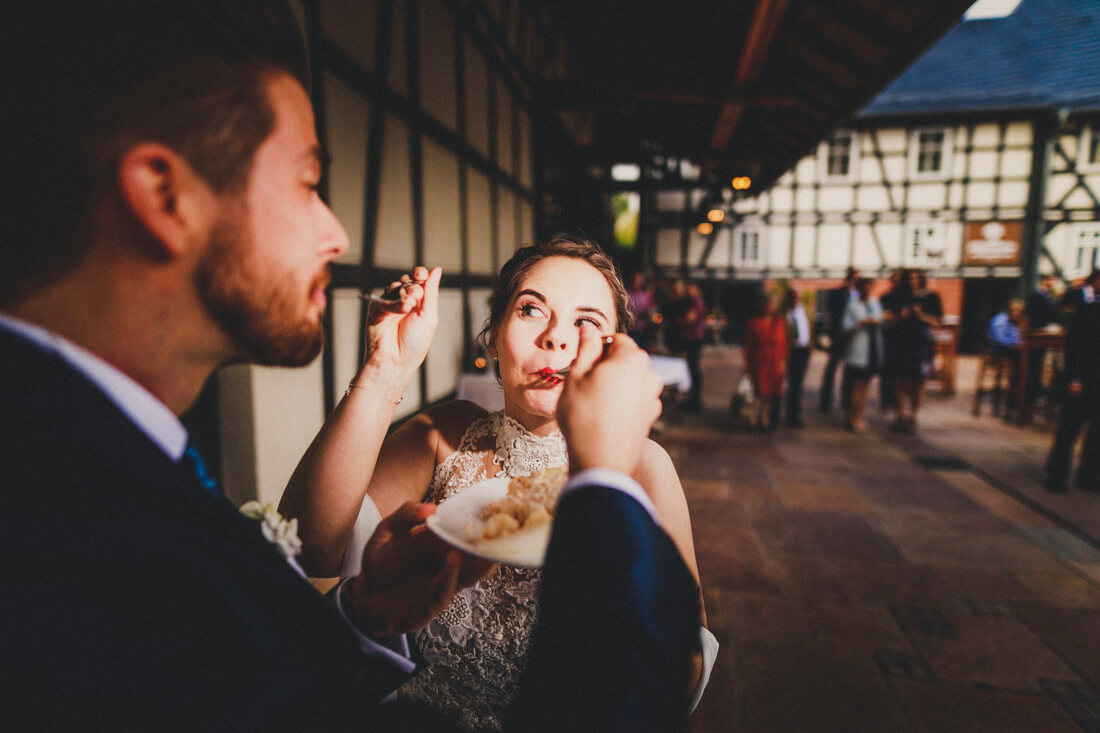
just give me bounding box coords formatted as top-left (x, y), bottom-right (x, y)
top-left (640, 0), bottom-right (1100, 351)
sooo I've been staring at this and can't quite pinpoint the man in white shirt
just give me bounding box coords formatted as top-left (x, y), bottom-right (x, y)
top-left (783, 288), bottom-right (812, 428)
top-left (1, 2), bottom-right (699, 730)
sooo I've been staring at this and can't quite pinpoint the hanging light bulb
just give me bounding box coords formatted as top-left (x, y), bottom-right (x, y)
top-left (706, 207), bottom-right (725, 223)
top-left (697, 221), bottom-right (714, 236)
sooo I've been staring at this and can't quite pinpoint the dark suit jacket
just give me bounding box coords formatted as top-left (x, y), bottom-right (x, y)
top-left (1026, 290), bottom-right (1058, 329)
top-left (1065, 301), bottom-right (1100, 391)
top-left (0, 327), bottom-right (699, 731)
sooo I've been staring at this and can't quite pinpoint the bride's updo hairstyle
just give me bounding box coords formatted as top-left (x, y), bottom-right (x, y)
top-left (477, 235), bottom-right (633, 350)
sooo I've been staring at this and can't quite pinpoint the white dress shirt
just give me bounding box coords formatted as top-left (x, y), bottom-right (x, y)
top-left (788, 303), bottom-right (811, 348)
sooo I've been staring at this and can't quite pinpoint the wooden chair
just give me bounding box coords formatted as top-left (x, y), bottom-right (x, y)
top-left (971, 349), bottom-right (1016, 417)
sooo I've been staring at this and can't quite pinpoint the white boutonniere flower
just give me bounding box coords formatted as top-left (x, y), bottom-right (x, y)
top-left (240, 501), bottom-right (303, 560)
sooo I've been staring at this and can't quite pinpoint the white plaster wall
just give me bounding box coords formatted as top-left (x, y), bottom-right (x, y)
top-left (851, 225), bottom-right (882, 271)
top-left (465, 40), bottom-right (491, 159)
top-left (324, 74), bottom-right (370, 264)
top-left (657, 191), bottom-right (686, 211)
top-left (496, 85), bottom-right (513, 176)
top-left (767, 226), bottom-right (790, 268)
top-left (1004, 122), bottom-right (1032, 147)
top-left (907, 183), bottom-right (946, 210)
top-left (686, 230), bottom-right (708, 267)
top-left (421, 138), bottom-right (462, 270)
top-left (331, 288), bottom-right (364, 407)
top-left (795, 186), bottom-right (815, 211)
top-left (374, 114), bottom-right (414, 269)
top-left (387, 1), bottom-right (407, 94)
top-left (656, 228), bottom-right (682, 265)
top-left (969, 150), bottom-right (998, 176)
top-left (707, 227), bottom-right (732, 268)
top-left (426, 289), bottom-right (465, 402)
top-left (968, 181), bottom-right (996, 209)
top-left (767, 187), bottom-right (792, 212)
top-left (998, 180), bottom-right (1029, 208)
top-left (971, 123), bottom-right (1000, 149)
top-left (793, 226), bottom-right (815, 267)
top-left (321, 0), bottom-right (377, 72)
top-left (1000, 149), bottom-right (1032, 177)
top-left (250, 361), bottom-right (325, 506)
top-left (817, 224), bottom-right (849, 268)
top-left (496, 187), bottom-right (516, 262)
top-left (419, 0), bottom-right (457, 131)
top-left (819, 187), bottom-right (855, 212)
top-left (466, 170), bottom-right (494, 274)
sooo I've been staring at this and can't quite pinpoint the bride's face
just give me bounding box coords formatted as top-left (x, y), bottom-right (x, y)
top-left (491, 256), bottom-right (616, 433)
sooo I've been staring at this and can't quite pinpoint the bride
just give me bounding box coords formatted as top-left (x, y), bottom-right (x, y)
top-left (283, 236), bottom-right (716, 729)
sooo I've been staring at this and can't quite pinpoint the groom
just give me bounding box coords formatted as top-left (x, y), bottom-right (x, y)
top-left (0, 1), bottom-right (700, 730)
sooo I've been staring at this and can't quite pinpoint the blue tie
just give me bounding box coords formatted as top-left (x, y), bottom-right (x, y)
top-left (182, 441), bottom-right (222, 498)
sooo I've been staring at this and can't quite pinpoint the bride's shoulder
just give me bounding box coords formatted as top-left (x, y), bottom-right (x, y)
top-left (632, 439), bottom-right (683, 497)
top-left (638, 438), bottom-right (675, 473)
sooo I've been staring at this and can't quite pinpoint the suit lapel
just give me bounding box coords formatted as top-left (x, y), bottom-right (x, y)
top-left (0, 328), bottom-right (298, 581)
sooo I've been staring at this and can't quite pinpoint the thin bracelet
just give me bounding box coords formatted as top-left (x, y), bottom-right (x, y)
top-left (345, 379), bottom-right (403, 404)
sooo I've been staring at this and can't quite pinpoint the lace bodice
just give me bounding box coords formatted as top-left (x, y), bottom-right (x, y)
top-left (397, 411), bottom-right (567, 730)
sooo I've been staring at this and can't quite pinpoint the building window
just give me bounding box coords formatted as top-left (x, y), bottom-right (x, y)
top-left (1072, 224), bottom-right (1100, 276)
top-left (1080, 124), bottom-right (1100, 171)
top-left (908, 127), bottom-right (952, 179)
top-left (819, 130), bottom-right (858, 181)
top-left (903, 221), bottom-right (946, 266)
top-left (733, 226), bottom-right (765, 268)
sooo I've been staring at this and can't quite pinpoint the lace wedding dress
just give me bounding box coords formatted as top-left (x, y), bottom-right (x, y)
top-left (396, 411), bottom-right (567, 730)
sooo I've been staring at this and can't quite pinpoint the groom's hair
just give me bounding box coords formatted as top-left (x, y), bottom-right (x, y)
top-left (1, 0), bottom-right (308, 307)
top-left (479, 235), bottom-right (633, 352)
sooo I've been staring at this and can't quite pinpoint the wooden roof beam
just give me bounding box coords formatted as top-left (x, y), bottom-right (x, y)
top-left (709, 0), bottom-right (792, 155)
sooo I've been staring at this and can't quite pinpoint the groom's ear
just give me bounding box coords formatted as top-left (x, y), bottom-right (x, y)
top-left (117, 143), bottom-right (217, 261)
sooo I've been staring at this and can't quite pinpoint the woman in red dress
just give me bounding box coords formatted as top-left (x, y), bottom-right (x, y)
top-left (744, 292), bottom-right (788, 431)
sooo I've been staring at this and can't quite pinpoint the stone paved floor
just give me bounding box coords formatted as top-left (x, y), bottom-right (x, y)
top-left (670, 346), bottom-right (1100, 732)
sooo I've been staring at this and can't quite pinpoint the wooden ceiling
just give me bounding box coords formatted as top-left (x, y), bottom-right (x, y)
top-left (540, 0), bottom-right (975, 193)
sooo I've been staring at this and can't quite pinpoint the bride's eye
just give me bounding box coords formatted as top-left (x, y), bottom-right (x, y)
top-left (519, 303), bottom-right (543, 318)
top-left (575, 315), bottom-right (602, 330)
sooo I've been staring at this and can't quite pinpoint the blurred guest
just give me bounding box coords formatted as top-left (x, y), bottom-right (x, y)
top-left (667, 280), bottom-right (707, 412)
top-left (1061, 268), bottom-right (1099, 312)
top-left (987, 299), bottom-right (1025, 358)
top-left (987, 299), bottom-right (1026, 415)
top-left (1044, 299), bottom-right (1100, 493)
top-left (627, 271), bottom-right (657, 351)
top-left (891, 270), bottom-right (943, 435)
top-left (842, 278), bottom-right (883, 432)
top-left (878, 268), bottom-right (906, 413)
top-left (819, 267), bottom-right (859, 413)
top-left (1027, 274), bottom-right (1060, 329)
top-left (744, 292), bottom-right (788, 432)
top-left (1025, 274), bottom-right (1060, 403)
top-left (783, 287), bottom-right (811, 428)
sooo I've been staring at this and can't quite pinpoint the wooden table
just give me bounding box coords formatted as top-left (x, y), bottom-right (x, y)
top-left (930, 325), bottom-right (958, 396)
top-left (1015, 327), bottom-right (1065, 424)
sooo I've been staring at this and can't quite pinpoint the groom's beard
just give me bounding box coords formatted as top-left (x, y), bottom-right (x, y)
top-left (196, 207), bottom-right (326, 367)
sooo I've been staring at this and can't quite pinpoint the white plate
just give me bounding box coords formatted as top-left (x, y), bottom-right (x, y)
top-left (425, 477), bottom-right (552, 569)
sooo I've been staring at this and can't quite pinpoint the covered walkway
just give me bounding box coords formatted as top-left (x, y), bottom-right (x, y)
top-left (676, 347), bottom-right (1100, 731)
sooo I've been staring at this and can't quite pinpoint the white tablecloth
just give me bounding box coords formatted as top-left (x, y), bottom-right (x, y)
top-left (455, 354), bottom-right (692, 411)
top-left (649, 355), bottom-right (692, 392)
top-left (456, 372), bottom-right (504, 411)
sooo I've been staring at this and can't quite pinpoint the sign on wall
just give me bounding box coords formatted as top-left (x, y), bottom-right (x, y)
top-left (963, 220), bottom-right (1021, 266)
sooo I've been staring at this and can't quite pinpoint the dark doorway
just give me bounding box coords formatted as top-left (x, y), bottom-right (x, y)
top-left (707, 280), bottom-right (762, 344)
top-left (959, 277), bottom-right (1019, 354)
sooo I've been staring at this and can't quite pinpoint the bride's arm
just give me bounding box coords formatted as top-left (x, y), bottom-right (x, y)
top-left (631, 440), bottom-right (714, 704)
top-left (280, 267), bottom-right (441, 577)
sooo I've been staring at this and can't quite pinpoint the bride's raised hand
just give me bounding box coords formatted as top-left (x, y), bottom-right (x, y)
top-left (365, 266), bottom-right (442, 375)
